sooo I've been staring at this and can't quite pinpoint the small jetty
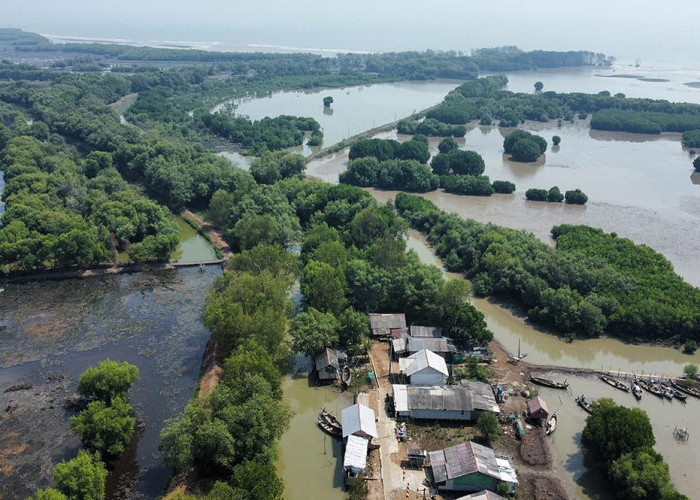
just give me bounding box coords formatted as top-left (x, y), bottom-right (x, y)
top-left (670, 379), bottom-right (700, 398)
top-left (529, 374), bottom-right (569, 390)
top-left (545, 412), bottom-right (557, 436)
top-left (600, 374), bottom-right (630, 392)
top-left (576, 394), bottom-right (594, 414)
top-left (317, 409), bottom-right (342, 439)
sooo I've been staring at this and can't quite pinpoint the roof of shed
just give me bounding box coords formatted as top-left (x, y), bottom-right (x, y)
top-left (342, 403), bottom-right (378, 439)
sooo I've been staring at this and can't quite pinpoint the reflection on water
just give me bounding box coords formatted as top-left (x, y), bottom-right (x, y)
top-left (277, 359), bottom-right (353, 500)
top-left (0, 267), bottom-right (220, 499)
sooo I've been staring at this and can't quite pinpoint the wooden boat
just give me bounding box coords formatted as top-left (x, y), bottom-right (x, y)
top-left (575, 395), bottom-right (593, 414)
top-left (317, 417), bottom-right (342, 438)
top-left (340, 365), bottom-right (352, 386)
top-left (600, 374), bottom-right (630, 392)
top-left (661, 382), bottom-right (687, 402)
top-left (637, 378), bottom-right (667, 399)
top-left (670, 379), bottom-right (700, 398)
top-left (632, 381), bottom-right (643, 400)
top-left (529, 374), bottom-right (569, 390)
top-left (319, 409), bottom-right (342, 437)
top-left (545, 412), bottom-right (557, 436)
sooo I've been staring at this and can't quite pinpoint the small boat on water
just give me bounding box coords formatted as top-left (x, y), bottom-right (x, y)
top-left (529, 374), bottom-right (569, 390)
top-left (318, 409), bottom-right (342, 438)
top-left (637, 378), bottom-right (669, 399)
top-left (632, 381), bottom-right (643, 400)
top-left (670, 379), bottom-right (700, 398)
top-left (545, 412), bottom-right (557, 436)
top-left (600, 374), bottom-right (630, 392)
top-left (661, 382), bottom-right (687, 402)
top-left (576, 394), bottom-right (594, 414)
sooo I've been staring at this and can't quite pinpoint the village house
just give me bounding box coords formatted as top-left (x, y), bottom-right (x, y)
top-left (368, 312), bottom-right (406, 337)
top-left (429, 441), bottom-right (518, 494)
top-left (391, 380), bottom-right (499, 421)
top-left (341, 403), bottom-right (378, 480)
top-left (314, 347), bottom-right (347, 382)
top-left (526, 396), bottom-right (549, 423)
top-left (397, 348), bottom-right (449, 386)
top-left (391, 336), bottom-right (456, 359)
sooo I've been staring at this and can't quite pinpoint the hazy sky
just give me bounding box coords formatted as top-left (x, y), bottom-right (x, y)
top-left (2, 0), bottom-right (699, 62)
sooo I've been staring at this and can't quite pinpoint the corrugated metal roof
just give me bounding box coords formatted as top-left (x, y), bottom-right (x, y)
top-left (342, 403), bottom-right (378, 438)
top-left (459, 380), bottom-right (501, 413)
top-left (407, 337), bottom-right (455, 354)
top-left (430, 441), bottom-right (504, 484)
top-left (409, 325), bottom-right (443, 338)
top-left (314, 347), bottom-right (347, 371)
top-left (392, 384), bottom-right (408, 413)
top-left (407, 383), bottom-right (498, 413)
top-left (527, 396), bottom-right (549, 416)
top-left (343, 434), bottom-right (369, 473)
top-left (369, 313), bottom-right (406, 334)
top-left (455, 490), bottom-right (508, 500)
top-left (405, 349), bottom-right (449, 377)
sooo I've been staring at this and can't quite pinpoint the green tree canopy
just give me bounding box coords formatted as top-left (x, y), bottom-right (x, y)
top-left (582, 398), bottom-right (655, 469)
top-left (476, 412), bottom-right (501, 444)
top-left (76, 359), bottom-right (139, 403)
top-left (70, 396), bottom-right (135, 457)
top-left (290, 307), bottom-right (340, 355)
top-left (53, 450), bottom-right (107, 500)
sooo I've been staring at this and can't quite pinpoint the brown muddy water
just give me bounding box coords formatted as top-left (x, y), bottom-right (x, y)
top-left (0, 267), bottom-right (220, 499)
top-left (405, 231), bottom-right (700, 499)
top-left (309, 119), bottom-right (700, 287)
top-left (276, 359), bottom-right (354, 500)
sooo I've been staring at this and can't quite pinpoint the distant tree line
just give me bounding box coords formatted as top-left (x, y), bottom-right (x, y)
top-left (425, 75), bottom-right (700, 136)
top-left (395, 194), bottom-right (700, 343)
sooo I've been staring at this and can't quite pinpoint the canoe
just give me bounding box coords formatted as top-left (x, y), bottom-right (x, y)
top-left (317, 418), bottom-right (342, 438)
top-left (661, 382), bottom-right (687, 402)
top-left (670, 379), bottom-right (700, 398)
top-left (600, 374), bottom-right (629, 392)
top-left (632, 382), bottom-right (643, 400)
top-left (545, 412), bottom-right (557, 436)
top-left (529, 374), bottom-right (569, 390)
top-left (637, 378), bottom-right (668, 399)
top-left (575, 395), bottom-right (593, 414)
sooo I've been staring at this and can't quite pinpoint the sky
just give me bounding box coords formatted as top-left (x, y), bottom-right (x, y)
top-left (2, 1), bottom-right (699, 64)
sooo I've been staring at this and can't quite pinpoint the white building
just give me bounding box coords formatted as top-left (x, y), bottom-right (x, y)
top-left (398, 348), bottom-right (449, 386)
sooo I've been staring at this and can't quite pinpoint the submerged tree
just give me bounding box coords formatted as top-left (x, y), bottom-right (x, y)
top-left (323, 96), bottom-right (334, 108)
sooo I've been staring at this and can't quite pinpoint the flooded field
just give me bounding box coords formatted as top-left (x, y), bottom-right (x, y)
top-left (0, 267), bottom-right (220, 499)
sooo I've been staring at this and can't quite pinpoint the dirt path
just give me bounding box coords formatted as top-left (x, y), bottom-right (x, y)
top-left (180, 210), bottom-right (232, 260)
top-left (369, 342), bottom-right (431, 500)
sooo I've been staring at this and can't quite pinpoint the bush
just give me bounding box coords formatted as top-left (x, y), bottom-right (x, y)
top-left (525, 188), bottom-right (548, 201)
top-left (512, 139), bottom-right (542, 161)
top-left (77, 360), bottom-right (139, 403)
top-left (693, 157), bottom-right (700, 172)
top-left (438, 137), bottom-right (458, 154)
top-left (442, 175), bottom-right (494, 196)
top-left (552, 135), bottom-right (561, 146)
top-left (53, 450), bottom-right (107, 500)
top-left (547, 186), bottom-right (564, 202)
top-left (70, 397), bottom-right (135, 456)
top-left (683, 340), bottom-right (698, 354)
top-left (565, 189), bottom-right (588, 205)
top-left (492, 180), bottom-right (516, 194)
